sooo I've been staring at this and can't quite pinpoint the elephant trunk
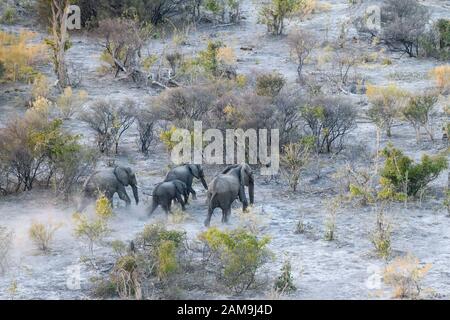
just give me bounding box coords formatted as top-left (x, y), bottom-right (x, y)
top-left (249, 179), bottom-right (254, 205)
top-left (200, 176), bottom-right (208, 190)
top-left (132, 184), bottom-right (139, 205)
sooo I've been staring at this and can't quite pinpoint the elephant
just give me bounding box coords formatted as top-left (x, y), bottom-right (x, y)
top-left (149, 180), bottom-right (189, 215)
top-left (164, 164), bottom-right (208, 203)
top-left (204, 163), bottom-right (254, 227)
top-left (78, 166), bottom-right (139, 212)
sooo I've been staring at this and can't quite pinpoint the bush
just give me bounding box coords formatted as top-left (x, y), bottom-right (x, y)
top-left (258, 0), bottom-right (304, 35)
top-left (56, 87), bottom-right (88, 119)
top-left (0, 30), bottom-right (47, 82)
top-left (1, 6), bottom-right (16, 24)
top-left (96, 18), bottom-right (151, 80)
top-left (137, 224), bottom-right (186, 281)
top-left (136, 106), bottom-right (159, 155)
top-left (79, 99), bottom-right (136, 154)
top-left (366, 84), bottom-right (409, 138)
top-left (0, 114), bottom-right (87, 193)
top-left (194, 41), bottom-right (236, 79)
top-left (401, 92), bottom-right (438, 143)
top-left (204, 0), bottom-right (242, 23)
top-left (383, 254), bottom-right (431, 299)
top-left (430, 65), bottom-right (450, 94)
top-left (0, 226), bottom-right (13, 274)
top-left (280, 137), bottom-right (314, 191)
top-left (436, 19), bottom-right (450, 50)
top-left (73, 195), bottom-right (113, 255)
top-left (288, 30), bottom-right (315, 81)
top-left (154, 85), bottom-right (217, 126)
top-left (274, 260), bottom-right (296, 293)
top-left (370, 209), bottom-right (392, 260)
top-left (300, 96), bottom-right (356, 153)
top-left (420, 19), bottom-right (450, 61)
top-left (381, 0), bottom-right (430, 57)
top-left (31, 74), bottom-right (51, 102)
top-left (255, 72), bottom-right (286, 97)
top-left (38, 0), bottom-right (191, 27)
top-left (28, 220), bottom-right (62, 252)
top-left (199, 227), bottom-right (271, 293)
top-left (380, 144), bottom-right (448, 197)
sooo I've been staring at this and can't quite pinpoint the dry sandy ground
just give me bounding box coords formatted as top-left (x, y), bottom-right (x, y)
top-left (0, 0), bottom-right (450, 299)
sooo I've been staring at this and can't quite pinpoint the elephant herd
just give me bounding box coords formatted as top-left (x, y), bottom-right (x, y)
top-left (78, 163), bottom-right (255, 226)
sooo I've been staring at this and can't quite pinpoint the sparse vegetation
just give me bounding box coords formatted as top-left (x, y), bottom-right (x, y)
top-left (28, 220), bottom-right (62, 252)
top-left (401, 92), bottom-right (438, 143)
top-left (370, 208), bottom-right (392, 260)
top-left (73, 195), bottom-right (113, 255)
top-left (280, 137), bottom-right (314, 191)
top-left (199, 227), bottom-right (271, 293)
top-left (0, 30), bottom-right (47, 82)
top-left (383, 254), bottom-right (432, 299)
top-left (367, 84), bottom-right (409, 138)
top-left (380, 144), bottom-right (448, 198)
top-left (300, 96), bottom-right (356, 153)
top-left (274, 260), bottom-right (296, 293)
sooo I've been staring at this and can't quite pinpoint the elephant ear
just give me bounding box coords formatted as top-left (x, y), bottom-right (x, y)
top-left (114, 166), bottom-right (131, 186)
top-left (188, 165), bottom-right (200, 179)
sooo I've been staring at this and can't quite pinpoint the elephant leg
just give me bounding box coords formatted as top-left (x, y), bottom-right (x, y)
top-left (189, 186), bottom-right (197, 200)
top-left (161, 201), bottom-right (170, 215)
top-left (149, 199), bottom-right (158, 215)
top-left (205, 206), bottom-right (214, 227)
top-left (238, 186), bottom-right (249, 212)
top-left (117, 185), bottom-right (131, 206)
top-left (222, 207), bottom-right (232, 224)
top-left (176, 193), bottom-right (186, 211)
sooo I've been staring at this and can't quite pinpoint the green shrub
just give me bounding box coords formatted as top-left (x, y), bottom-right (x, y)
top-left (28, 220), bottom-right (62, 252)
top-left (256, 72), bottom-right (285, 97)
top-left (259, 0), bottom-right (304, 35)
top-left (370, 210), bottom-right (392, 260)
top-left (199, 227), bottom-right (271, 293)
top-left (138, 224), bottom-right (186, 281)
top-left (401, 92), bottom-right (438, 143)
top-left (197, 40), bottom-right (224, 77)
top-left (73, 195), bottom-right (113, 254)
top-left (1, 6), bottom-right (16, 24)
top-left (437, 19), bottom-right (450, 49)
top-left (274, 260), bottom-right (296, 293)
top-left (380, 144), bottom-right (448, 197)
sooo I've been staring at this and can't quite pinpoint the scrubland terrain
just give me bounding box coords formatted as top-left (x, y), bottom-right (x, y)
top-left (0, 0), bottom-right (449, 300)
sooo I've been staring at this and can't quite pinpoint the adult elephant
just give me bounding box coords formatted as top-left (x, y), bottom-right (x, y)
top-left (78, 166), bottom-right (139, 212)
top-left (164, 164), bottom-right (208, 202)
top-left (149, 180), bottom-right (188, 215)
top-left (205, 163), bottom-right (254, 227)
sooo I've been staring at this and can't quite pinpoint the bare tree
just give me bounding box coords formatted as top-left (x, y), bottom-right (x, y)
top-left (96, 18), bottom-right (150, 80)
top-left (136, 106), bottom-right (159, 155)
top-left (79, 99), bottom-right (136, 155)
top-left (288, 30), bottom-right (315, 82)
top-left (46, 0), bottom-right (71, 89)
top-left (381, 0), bottom-right (430, 57)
